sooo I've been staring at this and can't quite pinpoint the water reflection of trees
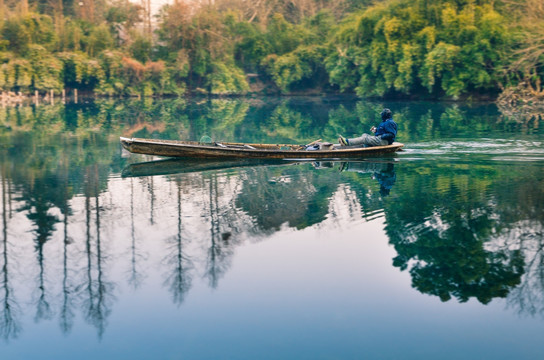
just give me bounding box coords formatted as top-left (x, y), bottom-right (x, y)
top-left (493, 165), bottom-right (544, 316)
top-left (0, 143), bottom-right (118, 339)
top-left (236, 165), bottom-right (332, 231)
top-left (1, 97), bottom-right (541, 147)
top-left (0, 98), bottom-right (543, 340)
top-left (3, 153), bottom-right (544, 338)
top-left (163, 181), bottom-right (192, 305)
top-left (506, 230), bottom-right (544, 317)
top-left (127, 178), bottom-right (146, 290)
top-left (79, 166), bottom-right (116, 339)
top-left (1, 167), bottom-right (20, 341)
top-left (205, 174), bottom-right (235, 288)
top-left (383, 162), bottom-right (544, 305)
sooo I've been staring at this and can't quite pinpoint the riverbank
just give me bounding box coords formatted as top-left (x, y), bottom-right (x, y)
top-left (0, 85), bottom-right (510, 106)
top-left (496, 83), bottom-right (544, 123)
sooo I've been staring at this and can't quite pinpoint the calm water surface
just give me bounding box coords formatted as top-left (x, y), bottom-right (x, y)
top-left (0, 98), bottom-right (543, 359)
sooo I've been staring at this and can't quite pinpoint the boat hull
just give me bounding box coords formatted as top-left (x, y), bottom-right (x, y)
top-left (120, 137), bottom-right (404, 159)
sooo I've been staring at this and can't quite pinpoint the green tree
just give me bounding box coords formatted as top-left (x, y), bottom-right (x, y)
top-left (157, 2), bottom-right (248, 93)
top-left (86, 22), bottom-right (113, 56)
top-left (29, 44), bottom-right (63, 92)
top-left (326, 0), bottom-right (512, 98)
top-left (2, 17), bottom-right (31, 55)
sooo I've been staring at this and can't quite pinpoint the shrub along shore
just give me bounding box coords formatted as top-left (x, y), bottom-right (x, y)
top-left (0, 0), bottom-right (543, 104)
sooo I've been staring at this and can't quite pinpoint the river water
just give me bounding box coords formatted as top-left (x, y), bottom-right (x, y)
top-left (0, 97), bottom-right (543, 359)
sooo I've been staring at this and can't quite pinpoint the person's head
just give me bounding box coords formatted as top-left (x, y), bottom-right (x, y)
top-left (381, 108), bottom-right (392, 121)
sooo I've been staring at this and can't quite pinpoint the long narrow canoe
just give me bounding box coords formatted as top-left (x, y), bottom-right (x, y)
top-left (120, 137), bottom-right (404, 159)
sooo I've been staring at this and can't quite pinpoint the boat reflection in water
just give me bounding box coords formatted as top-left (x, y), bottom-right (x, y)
top-left (121, 158), bottom-right (291, 178)
top-left (338, 161), bottom-right (396, 196)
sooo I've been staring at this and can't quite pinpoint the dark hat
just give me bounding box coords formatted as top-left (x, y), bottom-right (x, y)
top-left (381, 108), bottom-right (392, 120)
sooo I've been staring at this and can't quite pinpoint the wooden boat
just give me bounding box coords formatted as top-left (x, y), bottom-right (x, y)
top-left (120, 137), bottom-right (404, 159)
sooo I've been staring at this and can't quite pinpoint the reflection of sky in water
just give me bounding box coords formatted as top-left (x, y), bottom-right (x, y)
top-left (2, 168), bottom-right (544, 359)
top-left (1, 98), bottom-right (543, 358)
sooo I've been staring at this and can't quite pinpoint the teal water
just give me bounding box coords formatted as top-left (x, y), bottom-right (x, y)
top-left (0, 98), bottom-right (543, 359)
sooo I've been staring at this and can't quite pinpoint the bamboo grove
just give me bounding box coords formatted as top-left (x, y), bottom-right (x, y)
top-left (0, 0), bottom-right (542, 100)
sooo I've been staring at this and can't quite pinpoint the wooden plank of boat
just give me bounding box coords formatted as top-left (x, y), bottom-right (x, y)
top-left (120, 137), bottom-right (404, 159)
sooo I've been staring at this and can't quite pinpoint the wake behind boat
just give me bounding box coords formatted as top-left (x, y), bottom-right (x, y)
top-left (120, 137), bottom-right (404, 159)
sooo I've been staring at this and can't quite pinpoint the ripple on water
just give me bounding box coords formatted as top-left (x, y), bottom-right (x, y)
top-left (402, 139), bottom-right (544, 162)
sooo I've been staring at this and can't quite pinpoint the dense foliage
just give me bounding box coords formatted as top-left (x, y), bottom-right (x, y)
top-left (0, 0), bottom-right (541, 99)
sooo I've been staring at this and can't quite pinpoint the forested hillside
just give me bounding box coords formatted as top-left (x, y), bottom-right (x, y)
top-left (0, 0), bottom-right (542, 100)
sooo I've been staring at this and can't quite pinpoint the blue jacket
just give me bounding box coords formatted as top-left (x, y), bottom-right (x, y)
top-left (375, 118), bottom-right (397, 144)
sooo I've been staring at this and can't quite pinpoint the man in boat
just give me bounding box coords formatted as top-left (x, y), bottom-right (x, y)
top-left (338, 108), bottom-right (397, 147)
